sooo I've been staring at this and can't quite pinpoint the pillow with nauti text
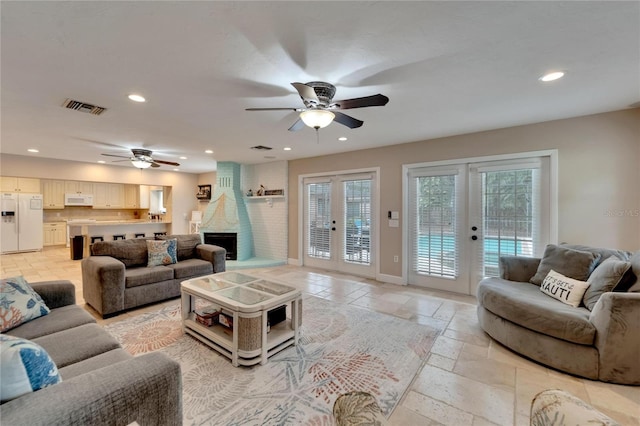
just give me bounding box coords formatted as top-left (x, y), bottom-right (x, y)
top-left (540, 269), bottom-right (590, 308)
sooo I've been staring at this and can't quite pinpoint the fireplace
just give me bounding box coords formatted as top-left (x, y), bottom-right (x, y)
top-left (204, 232), bottom-right (237, 260)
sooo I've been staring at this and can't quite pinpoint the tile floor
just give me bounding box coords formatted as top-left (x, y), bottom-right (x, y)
top-left (2, 246), bottom-right (638, 425)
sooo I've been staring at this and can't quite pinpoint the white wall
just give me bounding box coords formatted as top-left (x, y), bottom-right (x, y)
top-left (0, 154), bottom-right (200, 234)
top-left (242, 161), bottom-right (288, 261)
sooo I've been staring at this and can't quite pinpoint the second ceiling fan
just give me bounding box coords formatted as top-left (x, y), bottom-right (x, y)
top-left (246, 81), bottom-right (389, 131)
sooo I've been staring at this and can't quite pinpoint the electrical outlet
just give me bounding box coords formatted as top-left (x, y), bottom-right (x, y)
top-left (393, 255), bottom-right (399, 263)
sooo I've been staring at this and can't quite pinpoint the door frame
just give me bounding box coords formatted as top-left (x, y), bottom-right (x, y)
top-left (297, 167), bottom-right (381, 278)
top-left (402, 150), bottom-right (558, 290)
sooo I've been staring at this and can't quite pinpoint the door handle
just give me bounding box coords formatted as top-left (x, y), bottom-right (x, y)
top-left (331, 227), bottom-right (336, 231)
top-left (471, 235), bottom-right (478, 241)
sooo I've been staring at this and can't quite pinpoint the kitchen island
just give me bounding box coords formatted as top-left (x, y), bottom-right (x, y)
top-left (66, 220), bottom-right (172, 249)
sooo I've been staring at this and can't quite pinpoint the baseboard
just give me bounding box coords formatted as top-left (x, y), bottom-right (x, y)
top-left (287, 258), bottom-right (302, 266)
top-left (376, 273), bottom-right (406, 286)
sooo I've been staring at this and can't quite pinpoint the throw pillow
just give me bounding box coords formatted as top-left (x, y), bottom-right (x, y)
top-left (530, 244), bottom-right (600, 286)
top-left (583, 256), bottom-right (632, 311)
top-left (0, 335), bottom-right (62, 402)
top-left (0, 276), bottom-right (50, 333)
top-left (540, 270), bottom-right (590, 308)
top-left (147, 239), bottom-right (177, 267)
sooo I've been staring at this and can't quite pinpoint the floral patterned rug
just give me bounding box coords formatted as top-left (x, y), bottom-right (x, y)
top-left (104, 296), bottom-right (441, 425)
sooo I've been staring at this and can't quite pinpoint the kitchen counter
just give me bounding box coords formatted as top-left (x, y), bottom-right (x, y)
top-left (65, 220), bottom-right (172, 250)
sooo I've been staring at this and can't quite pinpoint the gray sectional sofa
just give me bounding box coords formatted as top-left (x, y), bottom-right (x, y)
top-left (477, 244), bottom-right (640, 384)
top-left (82, 234), bottom-right (226, 317)
top-left (0, 280), bottom-right (182, 425)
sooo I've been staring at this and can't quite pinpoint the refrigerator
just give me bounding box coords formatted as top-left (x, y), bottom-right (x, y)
top-left (1, 193), bottom-right (44, 254)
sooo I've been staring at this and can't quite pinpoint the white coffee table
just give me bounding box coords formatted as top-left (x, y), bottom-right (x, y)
top-left (181, 272), bottom-right (302, 367)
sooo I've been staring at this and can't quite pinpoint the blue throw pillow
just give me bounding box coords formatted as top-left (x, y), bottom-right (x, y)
top-left (0, 276), bottom-right (50, 332)
top-left (147, 238), bottom-right (178, 267)
top-left (0, 335), bottom-right (62, 402)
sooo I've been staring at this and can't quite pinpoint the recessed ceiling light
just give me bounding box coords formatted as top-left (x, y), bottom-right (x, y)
top-left (27, 148), bottom-right (39, 153)
top-left (284, 147), bottom-right (292, 151)
top-left (173, 168), bottom-right (179, 172)
top-left (338, 137), bottom-right (348, 141)
top-left (98, 160), bottom-right (106, 164)
top-left (539, 71), bottom-right (565, 82)
top-left (128, 94), bottom-right (146, 102)
top-left (205, 150), bottom-right (213, 154)
top-left (179, 156), bottom-right (187, 160)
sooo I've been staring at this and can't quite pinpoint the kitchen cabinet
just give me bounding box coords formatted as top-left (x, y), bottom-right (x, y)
top-left (93, 183), bottom-right (124, 208)
top-left (1, 176), bottom-right (41, 193)
top-left (41, 179), bottom-right (66, 209)
top-left (124, 184), bottom-right (141, 208)
top-left (139, 185), bottom-right (150, 209)
top-left (43, 222), bottom-right (67, 246)
top-left (64, 180), bottom-right (94, 194)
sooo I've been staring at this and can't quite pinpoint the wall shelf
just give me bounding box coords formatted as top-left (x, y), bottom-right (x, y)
top-left (244, 195), bottom-right (285, 200)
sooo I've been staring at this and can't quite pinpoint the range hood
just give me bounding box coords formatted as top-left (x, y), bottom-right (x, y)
top-left (64, 193), bottom-right (94, 206)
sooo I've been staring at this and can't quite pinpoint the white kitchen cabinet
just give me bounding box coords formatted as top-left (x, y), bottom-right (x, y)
top-left (1, 176), bottom-right (41, 193)
top-left (93, 183), bottom-right (124, 208)
top-left (139, 185), bottom-right (150, 209)
top-left (41, 180), bottom-right (66, 209)
top-left (124, 184), bottom-right (140, 208)
top-left (64, 180), bottom-right (94, 194)
top-left (43, 222), bottom-right (67, 246)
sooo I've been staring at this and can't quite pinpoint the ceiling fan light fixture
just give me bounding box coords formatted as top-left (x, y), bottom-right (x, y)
top-left (300, 109), bottom-right (335, 129)
top-left (131, 159), bottom-right (152, 169)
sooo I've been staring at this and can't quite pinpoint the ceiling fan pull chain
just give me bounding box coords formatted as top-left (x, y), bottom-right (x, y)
top-left (315, 128), bottom-right (320, 144)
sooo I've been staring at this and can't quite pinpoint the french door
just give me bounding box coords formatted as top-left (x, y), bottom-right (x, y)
top-left (303, 173), bottom-right (376, 277)
top-left (407, 156), bottom-right (551, 294)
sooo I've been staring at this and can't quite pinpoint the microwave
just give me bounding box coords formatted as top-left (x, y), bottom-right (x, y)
top-left (64, 193), bottom-right (94, 206)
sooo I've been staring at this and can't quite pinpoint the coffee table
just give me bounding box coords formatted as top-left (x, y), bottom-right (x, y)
top-left (180, 272), bottom-right (302, 367)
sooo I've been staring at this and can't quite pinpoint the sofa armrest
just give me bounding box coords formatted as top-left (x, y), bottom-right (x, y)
top-left (197, 244), bottom-right (226, 273)
top-left (0, 352), bottom-right (182, 426)
top-left (590, 292), bottom-right (640, 384)
top-left (81, 256), bottom-right (126, 317)
top-left (499, 256), bottom-right (541, 282)
top-left (30, 280), bottom-right (76, 309)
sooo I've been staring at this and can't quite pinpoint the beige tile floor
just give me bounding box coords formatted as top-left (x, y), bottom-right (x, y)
top-left (2, 247), bottom-right (638, 425)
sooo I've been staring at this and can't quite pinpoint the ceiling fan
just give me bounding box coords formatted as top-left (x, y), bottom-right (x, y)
top-left (246, 81), bottom-right (389, 131)
top-left (101, 148), bottom-right (180, 169)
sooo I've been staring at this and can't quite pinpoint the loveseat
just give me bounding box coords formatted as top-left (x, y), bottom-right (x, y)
top-left (476, 244), bottom-right (640, 385)
top-left (82, 234), bottom-right (226, 317)
top-left (1, 279), bottom-right (182, 425)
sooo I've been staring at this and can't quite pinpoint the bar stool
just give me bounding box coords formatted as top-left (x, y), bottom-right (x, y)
top-left (90, 236), bottom-right (104, 244)
top-left (154, 232), bottom-right (167, 237)
top-left (134, 233), bottom-right (146, 238)
top-left (113, 234), bottom-right (126, 240)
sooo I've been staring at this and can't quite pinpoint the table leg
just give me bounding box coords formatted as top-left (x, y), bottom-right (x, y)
top-left (180, 292), bottom-right (192, 332)
top-left (260, 310), bottom-right (268, 365)
top-left (232, 311), bottom-right (239, 367)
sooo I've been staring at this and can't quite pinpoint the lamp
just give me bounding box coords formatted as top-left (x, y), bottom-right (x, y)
top-left (300, 109), bottom-right (335, 129)
top-left (131, 159), bottom-right (152, 169)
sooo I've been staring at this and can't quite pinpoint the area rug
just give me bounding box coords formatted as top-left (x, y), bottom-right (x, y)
top-left (104, 296), bottom-right (441, 425)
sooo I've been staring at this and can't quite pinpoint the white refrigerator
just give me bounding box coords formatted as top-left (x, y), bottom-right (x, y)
top-left (1, 193), bottom-right (44, 254)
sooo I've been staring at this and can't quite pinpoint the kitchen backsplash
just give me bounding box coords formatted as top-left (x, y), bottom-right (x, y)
top-left (43, 207), bottom-right (149, 222)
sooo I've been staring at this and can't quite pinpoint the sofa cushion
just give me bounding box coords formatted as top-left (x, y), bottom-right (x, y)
top-left (159, 234), bottom-right (202, 261)
top-left (58, 348), bottom-right (132, 380)
top-left (91, 239), bottom-right (149, 268)
top-left (530, 244), bottom-right (600, 285)
top-left (583, 256), bottom-right (632, 310)
top-left (146, 239), bottom-right (177, 267)
top-left (1, 276), bottom-right (50, 332)
top-left (167, 258), bottom-right (213, 279)
top-left (540, 270), bottom-right (590, 308)
top-left (125, 266), bottom-right (174, 288)
top-left (33, 323), bottom-right (121, 369)
top-left (477, 277), bottom-right (595, 345)
top-left (5, 305), bottom-right (96, 340)
top-left (621, 251), bottom-right (640, 292)
top-left (0, 335), bottom-right (62, 402)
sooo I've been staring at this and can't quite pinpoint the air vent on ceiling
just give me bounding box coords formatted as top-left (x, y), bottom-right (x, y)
top-left (250, 145), bottom-right (272, 151)
top-left (62, 98), bottom-right (107, 115)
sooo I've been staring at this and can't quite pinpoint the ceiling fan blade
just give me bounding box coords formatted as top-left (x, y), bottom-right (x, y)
top-left (288, 118), bottom-right (305, 132)
top-left (246, 107), bottom-right (301, 111)
top-left (154, 160), bottom-right (180, 166)
top-left (101, 153), bottom-right (131, 159)
top-left (331, 94), bottom-right (389, 110)
top-left (333, 111), bottom-right (364, 129)
top-left (151, 163), bottom-right (161, 168)
top-left (110, 159), bottom-right (132, 163)
top-left (291, 82), bottom-right (319, 103)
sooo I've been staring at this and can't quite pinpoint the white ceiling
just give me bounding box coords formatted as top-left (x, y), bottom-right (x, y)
top-left (1, 1), bottom-right (638, 174)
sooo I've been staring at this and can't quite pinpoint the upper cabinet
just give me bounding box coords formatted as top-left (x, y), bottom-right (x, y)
top-left (139, 185), bottom-right (150, 209)
top-left (1, 177), bottom-right (41, 193)
top-left (65, 180), bottom-right (94, 194)
top-left (41, 180), bottom-right (66, 209)
top-left (93, 183), bottom-right (124, 209)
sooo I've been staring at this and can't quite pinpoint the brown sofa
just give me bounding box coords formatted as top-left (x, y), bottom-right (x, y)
top-left (476, 245), bottom-right (639, 384)
top-left (82, 234), bottom-right (226, 317)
